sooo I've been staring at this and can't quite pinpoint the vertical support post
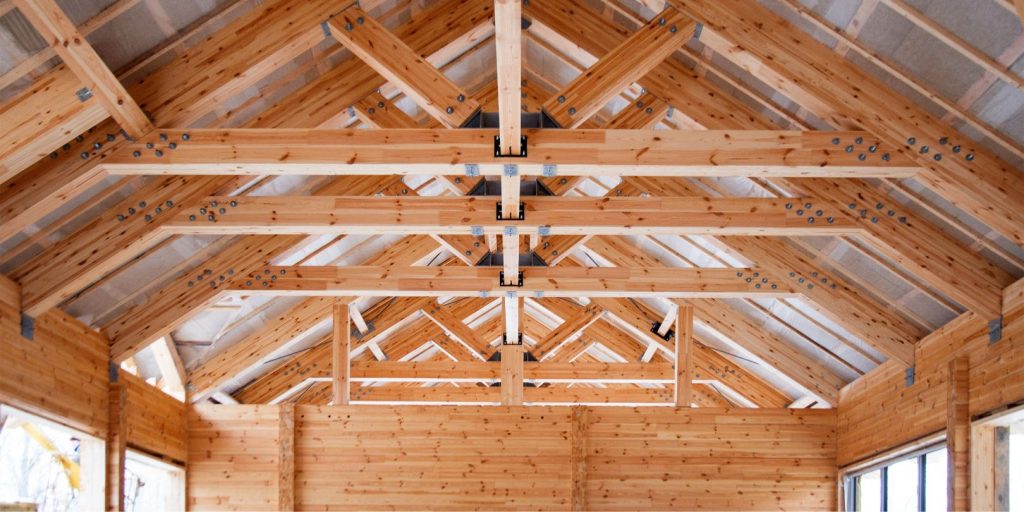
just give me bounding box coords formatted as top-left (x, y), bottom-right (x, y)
top-left (501, 294), bottom-right (524, 405)
top-left (501, 164), bottom-right (521, 221)
top-left (503, 225), bottom-right (520, 283)
top-left (675, 301), bottom-right (694, 407)
top-left (277, 403), bottom-right (295, 511)
top-left (947, 356), bottom-right (970, 511)
top-left (494, 0), bottom-right (523, 155)
top-left (570, 406), bottom-right (589, 511)
top-left (106, 370), bottom-right (127, 511)
top-left (332, 301), bottom-right (350, 405)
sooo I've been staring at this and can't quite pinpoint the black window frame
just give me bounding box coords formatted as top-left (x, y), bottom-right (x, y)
top-left (844, 442), bottom-right (946, 512)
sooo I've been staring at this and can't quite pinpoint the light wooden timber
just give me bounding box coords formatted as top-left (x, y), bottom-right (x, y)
top-left (669, 0), bottom-right (1024, 247)
top-left (349, 385), bottom-right (674, 404)
top-left (674, 301), bottom-right (694, 407)
top-left (102, 129), bottom-right (918, 178)
top-left (348, 361), bottom-right (678, 383)
top-left (542, 8), bottom-right (694, 128)
top-left (13, 0), bottom-right (152, 137)
top-left (163, 195), bottom-right (858, 236)
top-left (501, 296), bottom-right (525, 405)
top-left (228, 265), bottom-right (796, 298)
top-left (326, 6), bottom-right (480, 127)
top-left (493, 0), bottom-right (522, 154)
top-left (332, 302), bottom-right (350, 405)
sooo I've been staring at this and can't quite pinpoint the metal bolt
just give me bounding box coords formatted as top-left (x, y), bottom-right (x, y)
top-left (919, 145), bottom-right (929, 154)
top-left (855, 137), bottom-right (863, 144)
top-left (907, 137), bottom-right (916, 145)
top-left (952, 145), bottom-right (961, 153)
top-left (356, 16), bottom-right (364, 24)
top-left (76, 135), bottom-right (84, 143)
top-left (182, 133), bottom-right (191, 141)
top-left (807, 217), bottom-right (815, 224)
top-left (230, 201), bottom-right (238, 207)
top-left (189, 215), bottom-right (196, 221)
top-left (966, 153), bottom-right (975, 161)
top-left (826, 217), bottom-right (834, 224)
top-left (344, 22), bottom-right (353, 30)
top-left (871, 217), bottom-right (878, 223)
top-left (93, 142), bottom-right (102, 150)
top-left (245, 281), bottom-right (252, 286)
top-left (669, 25), bottom-right (677, 33)
top-left (473, 242), bottom-right (480, 247)
top-left (848, 203), bottom-right (856, 209)
top-left (785, 202), bottom-right (793, 209)
top-left (139, 201), bottom-right (147, 208)
top-left (128, 208), bottom-right (136, 215)
top-left (63, 144), bottom-right (71, 151)
top-left (145, 214), bottom-right (153, 222)
top-left (868, 145), bottom-right (878, 153)
top-left (560, 178), bottom-right (568, 185)
top-left (899, 216), bottom-right (907, 224)
top-left (858, 154), bottom-right (866, 161)
top-left (465, 250), bottom-right (472, 256)
top-left (557, 95), bottom-right (566, 103)
top-left (755, 283), bottom-right (761, 289)
top-left (106, 134), bottom-right (116, 142)
top-left (446, 106), bottom-right (454, 114)
top-left (264, 269), bottom-right (270, 275)
top-left (659, 17), bottom-right (666, 25)
top-left (155, 150), bottom-right (164, 157)
top-left (80, 152), bottom-right (89, 159)
top-left (159, 133), bottom-right (168, 141)
top-left (219, 208), bottom-right (226, 214)
top-left (796, 209), bottom-right (804, 216)
top-left (117, 214), bottom-right (125, 221)
top-left (210, 201), bottom-right (218, 207)
top-left (199, 208), bottom-right (207, 215)
top-left (132, 151), bottom-right (141, 157)
top-left (367, 107), bottom-right (376, 114)
top-left (169, 142), bottom-right (177, 149)
top-left (552, 250), bottom-right (559, 256)
top-left (454, 177), bottom-right (462, 184)
top-left (804, 202), bottom-right (812, 209)
top-left (845, 145), bottom-right (854, 153)
top-left (882, 153), bottom-right (891, 161)
top-left (736, 272), bottom-right (743, 277)
top-left (939, 137), bottom-right (948, 145)
top-left (815, 210), bottom-right (823, 216)
top-left (875, 202), bottom-right (883, 209)
top-left (457, 94), bottom-right (465, 102)
top-left (568, 107), bottom-right (577, 115)
top-left (210, 282), bottom-right (217, 289)
top-left (831, 138), bottom-right (840, 145)
top-left (645, 107), bottom-right (653, 114)
top-left (50, 152), bottom-right (58, 159)
top-left (280, 269), bottom-right (286, 275)
top-left (887, 210), bottom-right (895, 216)
top-left (208, 215), bottom-right (215, 221)
top-left (933, 154), bottom-right (942, 161)
top-left (155, 207), bottom-right (162, 214)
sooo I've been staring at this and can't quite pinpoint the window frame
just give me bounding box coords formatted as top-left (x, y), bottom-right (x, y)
top-left (843, 441), bottom-right (947, 512)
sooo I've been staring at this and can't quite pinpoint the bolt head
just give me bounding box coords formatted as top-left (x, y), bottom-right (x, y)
top-left (568, 107), bottom-right (577, 115)
top-left (132, 151), bottom-right (141, 157)
top-left (557, 95), bottom-right (566, 103)
top-left (446, 106), bottom-right (454, 114)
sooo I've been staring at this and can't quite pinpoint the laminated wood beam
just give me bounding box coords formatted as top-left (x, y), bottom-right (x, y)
top-left (0, 65), bottom-right (108, 183)
top-left (584, 240), bottom-right (844, 404)
top-left (421, 304), bottom-right (492, 360)
top-left (500, 296), bottom-right (524, 405)
top-left (103, 129), bottom-right (918, 178)
top-left (332, 302), bottom-right (350, 405)
top-left (350, 385), bottom-right (673, 404)
top-left (349, 361), bottom-right (676, 383)
top-left (351, 92), bottom-right (420, 128)
top-left (164, 195), bottom-right (858, 236)
top-left (541, 7), bottom-right (695, 128)
top-left (533, 303), bottom-right (603, 359)
top-left (606, 92), bottom-right (671, 129)
top-left (228, 265), bottom-right (797, 298)
top-left (493, 0), bottom-right (522, 155)
top-left (326, 6), bottom-right (480, 128)
top-left (12, 175), bottom-right (236, 317)
top-left (13, 0), bottom-right (152, 137)
top-left (250, 0), bottom-right (494, 128)
top-left (674, 301), bottom-right (694, 407)
top-left (669, 0), bottom-right (1024, 248)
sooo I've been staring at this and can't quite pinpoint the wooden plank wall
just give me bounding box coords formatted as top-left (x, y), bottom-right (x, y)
top-left (837, 278), bottom-right (1024, 466)
top-left (188, 405), bottom-right (292, 511)
top-left (122, 370), bottom-right (188, 463)
top-left (0, 274), bottom-right (109, 437)
top-left (187, 405), bottom-right (838, 511)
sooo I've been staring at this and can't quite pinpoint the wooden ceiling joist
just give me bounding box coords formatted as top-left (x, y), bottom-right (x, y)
top-left (227, 265), bottom-right (797, 298)
top-left (163, 195), bottom-right (858, 236)
top-left (326, 5), bottom-right (481, 128)
top-left (102, 129), bottom-right (917, 178)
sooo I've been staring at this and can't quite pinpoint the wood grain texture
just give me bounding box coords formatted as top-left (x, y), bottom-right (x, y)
top-left (187, 405), bottom-right (837, 510)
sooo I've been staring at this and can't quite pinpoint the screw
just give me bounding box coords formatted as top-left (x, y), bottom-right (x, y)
top-left (189, 215), bottom-right (196, 221)
top-left (868, 145), bottom-right (878, 153)
top-left (208, 215), bottom-right (215, 221)
top-left (848, 203), bottom-right (856, 209)
top-left (145, 214), bottom-right (153, 222)
top-left (952, 145), bottom-right (961, 153)
top-left (939, 137), bottom-right (948, 145)
top-left (128, 207), bottom-right (135, 215)
top-left (815, 210), bottom-right (823, 216)
top-left (934, 154), bottom-right (942, 161)
top-left (117, 214), bottom-right (125, 221)
top-left (199, 208), bottom-right (207, 215)
top-left (882, 153), bottom-right (891, 161)
top-left (845, 145), bottom-right (854, 153)
top-left (670, 25), bottom-right (677, 33)
top-left (808, 217), bottom-right (815, 224)
top-left (645, 107), bottom-right (653, 114)
top-left (344, 22), bottom-right (353, 30)
top-left (858, 154), bottom-right (866, 161)
top-left (826, 217), bottom-right (834, 224)
top-left (659, 17), bottom-right (666, 25)
top-left (155, 207), bottom-right (162, 214)
top-left (796, 209), bottom-right (804, 216)
top-left (919, 146), bottom-right (929, 154)
top-left (219, 208), bottom-right (226, 214)
top-left (230, 201), bottom-right (238, 207)
top-left (785, 202), bottom-right (793, 209)
top-left (559, 178), bottom-right (568, 185)
top-left (106, 134), bottom-right (116, 142)
top-left (367, 107), bottom-right (376, 114)
top-left (966, 153), bottom-right (975, 161)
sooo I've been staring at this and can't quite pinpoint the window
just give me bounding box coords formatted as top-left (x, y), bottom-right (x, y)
top-left (846, 444), bottom-right (947, 511)
top-left (124, 450), bottom-right (185, 512)
top-left (1010, 423), bottom-right (1022, 511)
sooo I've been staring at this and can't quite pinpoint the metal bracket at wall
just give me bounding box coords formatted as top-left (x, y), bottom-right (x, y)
top-left (20, 313), bottom-right (34, 340)
top-left (499, 271), bottom-right (524, 287)
top-left (494, 136), bottom-right (528, 158)
top-left (904, 365), bottom-right (915, 387)
top-left (650, 321), bottom-right (674, 341)
top-left (989, 316), bottom-right (1003, 344)
top-left (109, 361), bottom-right (120, 382)
top-left (75, 87), bottom-right (93, 102)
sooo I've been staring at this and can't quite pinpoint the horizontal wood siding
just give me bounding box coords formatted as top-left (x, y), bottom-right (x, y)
top-left (0, 275), bottom-right (108, 437)
top-left (122, 370), bottom-right (188, 462)
top-left (188, 405), bottom-right (838, 510)
top-left (838, 278), bottom-right (1024, 466)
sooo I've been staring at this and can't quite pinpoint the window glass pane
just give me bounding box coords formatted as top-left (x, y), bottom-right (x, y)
top-left (856, 470), bottom-right (882, 512)
top-left (924, 449), bottom-right (947, 511)
top-left (886, 458), bottom-right (919, 512)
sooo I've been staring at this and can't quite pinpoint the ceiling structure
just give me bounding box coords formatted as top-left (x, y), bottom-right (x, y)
top-left (1, 0), bottom-right (1023, 409)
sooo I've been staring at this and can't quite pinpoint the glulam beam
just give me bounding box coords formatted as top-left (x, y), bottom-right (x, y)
top-left (227, 265), bottom-right (795, 298)
top-left (103, 129), bottom-right (918, 178)
top-left (494, 0), bottom-right (523, 154)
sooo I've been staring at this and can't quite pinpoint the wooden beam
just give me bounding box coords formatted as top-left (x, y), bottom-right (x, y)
top-left (351, 92), bottom-right (420, 128)
top-left (326, 6), bottom-right (480, 127)
top-left (501, 296), bottom-right (524, 405)
top-left (606, 92), bottom-right (670, 129)
top-left (151, 335), bottom-right (186, 400)
top-left (421, 304), bottom-right (492, 360)
top-left (350, 384), bottom-right (672, 404)
top-left (228, 265), bottom-right (798, 298)
top-left (350, 361), bottom-right (676, 383)
top-left (570, 406), bottom-right (587, 511)
top-left (948, 356), bottom-right (970, 510)
top-left (106, 375), bottom-right (127, 511)
top-left (13, 0), bottom-right (152, 137)
top-left (675, 301), bottom-right (694, 407)
top-left (277, 404), bottom-right (295, 511)
top-left (103, 129), bottom-right (918, 178)
top-left (164, 195), bottom-right (859, 236)
top-left (534, 303), bottom-right (603, 359)
top-left (541, 7), bottom-right (694, 127)
top-left (669, 0), bottom-right (1024, 248)
top-left (332, 301), bottom-right (350, 405)
top-left (494, 0), bottom-right (522, 154)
